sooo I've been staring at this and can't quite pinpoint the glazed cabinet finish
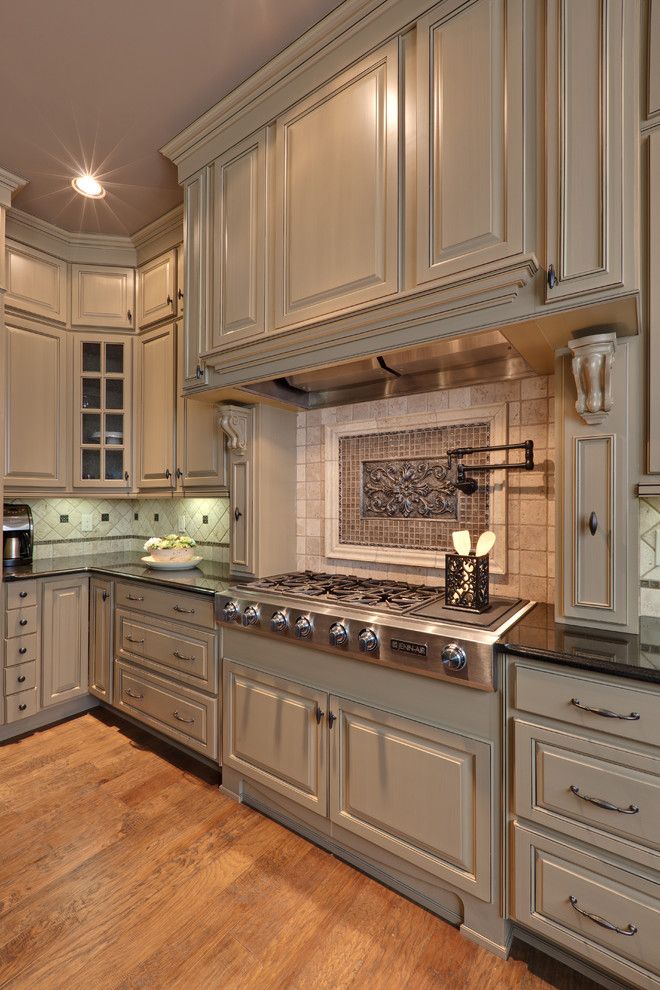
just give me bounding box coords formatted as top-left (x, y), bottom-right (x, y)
top-left (88, 577), bottom-right (113, 703)
top-left (273, 41), bottom-right (399, 329)
top-left (137, 250), bottom-right (177, 330)
top-left (649, 130), bottom-right (660, 472)
top-left (70, 265), bottom-right (135, 329)
top-left (135, 322), bottom-right (177, 489)
top-left (650, 0), bottom-right (660, 120)
top-left (176, 323), bottom-right (226, 490)
top-left (4, 240), bottom-right (68, 323)
top-left (415, 0), bottom-right (524, 287)
top-left (182, 172), bottom-right (211, 387)
top-left (41, 576), bottom-right (89, 708)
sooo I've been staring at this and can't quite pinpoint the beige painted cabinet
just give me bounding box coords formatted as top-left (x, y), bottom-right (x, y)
top-left (182, 170), bottom-right (211, 388)
top-left (176, 396), bottom-right (225, 491)
top-left (71, 264), bottom-right (135, 330)
top-left (41, 575), bottom-right (89, 708)
top-left (273, 41), bottom-right (399, 329)
top-left (88, 577), bottom-right (113, 703)
top-left (4, 240), bottom-right (68, 324)
top-left (649, 0), bottom-right (660, 121)
top-left (649, 130), bottom-right (660, 473)
top-left (415, 0), bottom-right (524, 287)
top-left (4, 322), bottom-right (69, 490)
top-left (135, 322), bottom-right (177, 489)
top-left (137, 249), bottom-right (177, 329)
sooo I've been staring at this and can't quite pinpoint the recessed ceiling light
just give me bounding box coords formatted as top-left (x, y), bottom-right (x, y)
top-left (71, 174), bottom-right (106, 199)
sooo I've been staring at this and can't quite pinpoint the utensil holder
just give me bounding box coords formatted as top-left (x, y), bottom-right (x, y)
top-left (445, 552), bottom-right (489, 613)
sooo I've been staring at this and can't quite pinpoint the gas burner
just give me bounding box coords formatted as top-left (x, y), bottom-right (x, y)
top-left (243, 570), bottom-right (443, 613)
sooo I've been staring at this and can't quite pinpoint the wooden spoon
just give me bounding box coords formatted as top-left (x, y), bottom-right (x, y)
top-left (475, 531), bottom-right (496, 557)
top-left (452, 530), bottom-right (471, 556)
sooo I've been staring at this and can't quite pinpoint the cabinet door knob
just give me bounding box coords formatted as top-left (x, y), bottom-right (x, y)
top-left (165, 468), bottom-right (172, 480)
top-left (167, 294), bottom-right (173, 306)
top-left (19, 618), bottom-right (28, 627)
top-left (102, 591), bottom-right (109, 601)
top-left (234, 507), bottom-right (242, 522)
top-left (176, 467), bottom-right (183, 480)
top-left (547, 264), bottom-right (558, 289)
top-left (18, 703), bottom-right (27, 712)
top-left (19, 591), bottom-right (28, 599)
top-left (17, 675), bottom-right (26, 683)
top-left (328, 711), bottom-right (337, 729)
top-left (195, 365), bottom-right (204, 380)
top-left (127, 309), bottom-right (132, 322)
top-left (588, 511), bottom-right (598, 535)
top-left (177, 288), bottom-right (184, 300)
top-left (315, 706), bottom-right (325, 725)
top-left (18, 647), bottom-right (27, 656)
top-left (124, 471), bottom-right (129, 483)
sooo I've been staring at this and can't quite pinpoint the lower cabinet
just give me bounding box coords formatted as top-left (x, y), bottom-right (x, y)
top-left (41, 576), bottom-right (89, 708)
top-left (88, 577), bottom-right (113, 702)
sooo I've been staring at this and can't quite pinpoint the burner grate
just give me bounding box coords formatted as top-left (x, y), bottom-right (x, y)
top-left (245, 570), bottom-right (441, 613)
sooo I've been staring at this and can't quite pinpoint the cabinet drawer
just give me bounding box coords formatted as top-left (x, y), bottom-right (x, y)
top-left (4, 660), bottom-right (37, 697)
top-left (115, 609), bottom-right (216, 692)
top-left (115, 581), bottom-right (214, 630)
top-left (4, 634), bottom-right (39, 667)
top-left (114, 661), bottom-right (217, 760)
top-left (5, 606), bottom-right (38, 639)
top-left (5, 687), bottom-right (38, 723)
top-left (514, 719), bottom-right (660, 864)
top-left (513, 664), bottom-right (660, 748)
top-left (513, 824), bottom-right (660, 988)
top-left (5, 580), bottom-right (38, 610)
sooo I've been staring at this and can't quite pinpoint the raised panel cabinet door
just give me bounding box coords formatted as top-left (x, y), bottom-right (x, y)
top-left (545, 0), bottom-right (628, 302)
top-left (4, 323), bottom-right (68, 489)
top-left (71, 265), bottom-right (135, 329)
top-left (176, 243), bottom-right (184, 316)
top-left (649, 0), bottom-right (660, 120)
top-left (177, 397), bottom-right (226, 490)
top-left (135, 323), bottom-right (177, 489)
top-left (183, 171), bottom-right (211, 387)
top-left (223, 659), bottom-right (329, 815)
top-left (416, 0), bottom-right (524, 286)
top-left (329, 696), bottom-right (491, 900)
top-left (212, 132), bottom-right (265, 348)
top-left (42, 576), bottom-right (89, 707)
top-left (274, 41), bottom-right (399, 329)
top-left (88, 577), bottom-right (113, 702)
top-left (650, 130), bottom-right (660, 472)
top-left (228, 452), bottom-right (253, 576)
top-left (137, 250), bottom-right (176, 329)
top-left (4, 241), bottom-right (68, 323)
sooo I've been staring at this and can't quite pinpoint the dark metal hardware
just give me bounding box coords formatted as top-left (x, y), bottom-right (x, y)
top-left (167, 294), bottom-right (173, 306)
top-left (173, 711), bottom-right (195, 724)
top-left (19, 591), bottom-right (28, 599)
top-left (328, 711), bottom-right (337, 729)
top-left (446, 440), bottom-right (535, 496)
top-left (569, 785), bottom-right (639, 815)
top-left (571, 698), bottom-right (640, 721)
top-left (18, 647), bottom-right (27, 656)
top-left (315, 706), bottom-right (325, 724)
top-left (17, 675), bottom-right (26, 683)
top-left (547, 264), bottom-right (558, 289)
top-left (234, 507), bottom-right (243, 522)
top-left (18, 703), bottom-right (27, 711)
top-left (126, 636), bottom-right (145, 645)
top-left (165, 468), bottom-right (172, 480)
top-left (19, 619), bottom-right (28, 627)
top-left (125, 689), bottom-right (143, 700)
top-left (569, 896), bottom-right (637, 936)
top-left (126, 594), bottom-right (144, 602)
top-left (176, 467), bottom-right (183, 480)
top-left (127, 309), bottom-right (132, 322)
top-left (173, 605), bottom-right (195, 614)
top-left (102, 591), bottom-right (109, 601)
top-left (177, 288), bottom-right (184, 300)
top-left (195, 365), bottom-right (204, 380)
top-left (588, 511), bottom-right (598, 536)
top-left (173, 651), bottom-right (195, 662)
top-left (124, 471), bottom-right (129, 483)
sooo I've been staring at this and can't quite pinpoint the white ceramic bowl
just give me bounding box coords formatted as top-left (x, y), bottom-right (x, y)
top-left (150, 547), bottom-right (195, 562)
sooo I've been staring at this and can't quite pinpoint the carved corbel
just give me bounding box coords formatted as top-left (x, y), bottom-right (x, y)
top-left (567, 332), bottom-right (617, 425)
top-left (216, 404), bottom-right (251, 454)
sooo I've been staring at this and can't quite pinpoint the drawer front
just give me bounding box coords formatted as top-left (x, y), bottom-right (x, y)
top-left (4, 660), bottom-right (37, 697)
top-left (514, 719), bottom-right (660, 861)
top-left (513, 825), bottom-right (660, 987)
top-left (4, 633), bottom-right (39, 667)
top-left (5, 606), bottom-right (38, 639)
top-left (5, 687), bottom-right (38, 723)
top-left (5, 580), bottom-right (38, 610)
top-left (116, 609), bottom-right (216, 692)
top-left (513, 663), bottom-right (660, 748)
top-left (114, 661), bottom-right (217, 760)
top-left (115, 581), bottom-right (214, 630)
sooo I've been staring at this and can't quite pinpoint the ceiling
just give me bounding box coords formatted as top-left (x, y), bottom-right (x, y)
top-left (0, 0), bottom-right (344, 236)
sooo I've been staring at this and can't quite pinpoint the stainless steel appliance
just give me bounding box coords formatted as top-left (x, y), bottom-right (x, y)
top-left (217, 570), bottom-right (534, 691)
top-left (3, 503), bottom-right (34, 566)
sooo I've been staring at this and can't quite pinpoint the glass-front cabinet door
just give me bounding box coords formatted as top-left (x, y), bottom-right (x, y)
top-left (73, 335), bottom-right (132, 490)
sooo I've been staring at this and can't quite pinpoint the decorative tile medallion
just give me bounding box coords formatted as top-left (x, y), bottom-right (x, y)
top-left (362, 458), bottom-right (457, 519)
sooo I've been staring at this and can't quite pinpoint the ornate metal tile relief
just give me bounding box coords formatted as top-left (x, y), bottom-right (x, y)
top-left (362, 458), bottom-right (457, 519)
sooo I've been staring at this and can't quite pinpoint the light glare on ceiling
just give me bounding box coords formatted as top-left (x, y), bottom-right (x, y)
top-left (71, 174), bottom-right (106, 198)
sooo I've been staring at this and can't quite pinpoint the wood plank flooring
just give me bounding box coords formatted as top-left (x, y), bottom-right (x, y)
top-left (0, 710), bottom-right (605, 990)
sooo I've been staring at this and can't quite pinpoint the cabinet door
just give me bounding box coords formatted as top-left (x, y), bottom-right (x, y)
top-left (42, 576), bottom-right (89, 708)
top-left (176, 243), bottom-right (184, 316)
top-left (223, 660), bottom-right (329, 815)
top-left (182, 171), bottom-right (211, 387)
top-left (650, 131), bottom-right (660, 473)
top-left (416, 0), bottom-right (524, 287)
top-left (137, 250), bottom-right (176, 329)
top-left (545, 0), bottom-right (628, 302)
top-left (4, 322), bottom-right (69, 489)
top-left (649, 0), bottom-right (660, 121)
top-left (89, 577), bottom-right (113, 702)
top-left (135, 322), bottom-right (176, 489)
top-left (71, 265), bottom-right (135, 329)
top-left (177, 398), bottom-right (226, 491)
top-left (329, 696), bottom-right (491, 900)
top-left (4, 241), bottom-right (68, 323)
top-left (212, 132), bottom-right (265, 348)
top-left (274, 42), bottom-right (398, 329)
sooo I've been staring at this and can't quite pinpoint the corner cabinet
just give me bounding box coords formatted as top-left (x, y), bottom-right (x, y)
top-left (70, 264), bottom-right (135, 330)
top-left (41, 576), bottom-right (89, 708)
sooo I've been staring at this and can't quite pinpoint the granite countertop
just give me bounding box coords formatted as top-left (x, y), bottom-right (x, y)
top-left (2, 553), bottom-right (233, 597)
top-left (501, 602), bottom-right (660, 685)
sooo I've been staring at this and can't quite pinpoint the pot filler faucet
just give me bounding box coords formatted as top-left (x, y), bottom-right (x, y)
top-left (447, 440), bottom-right (534, 495)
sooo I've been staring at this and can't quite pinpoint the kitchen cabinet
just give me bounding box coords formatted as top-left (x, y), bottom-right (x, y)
top-left (211, 132), bottom-right (265, 348)
top-left (176, 242), bottom-right (184, 316)
top-left (649, 0), bottom-right (660, 121)
top-left (3, 580), bottom-right (40, 726)
top-left (88, 577), bottom-right (113, 703)
top-left (176, 396), bottom-right (225, 491)
top-left (649, 130), bottom-right (660, 472)
top-left (135, 322), bottom-right (177, 489)
top-left (273, 41), bottom-right (399, 329)
top-left (72, 334), bottom-right (132, 490)
top-left (4, 321), bottom-right (69, 490)
top-left (182, 170), bottom-right (211, 388)
top-left (137, 249), bottom-right (177, 330)
top-left (41, 575), bottom-right (89, 708)
top-left (415, 0), bottom-right (524, 287)
top-left (70, 264), bottom-right (135, 330)
top-left (4, 240), bottom-right (68, 324)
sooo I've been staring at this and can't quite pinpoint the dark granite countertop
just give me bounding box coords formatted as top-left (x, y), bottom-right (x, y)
top-left (501, 602), bottom-right (660, 685)
top-left (3, 553), bottom-right (233, 597)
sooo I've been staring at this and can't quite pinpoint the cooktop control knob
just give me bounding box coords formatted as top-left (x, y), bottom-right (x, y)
top-left (441, 643), bottom-right (467, 671)
top-left (329, 622), bottom-right (349, 647)
top-left (271, 610), bottom-right (288, 633)
top-left (222, 601), bottom-right (240, 622)
top-left (242, 605), bottom-right (260, 627)
top-left (294, 616), bottom-right (313, 640)
top-left (358, 628), bottom-right (379, 653)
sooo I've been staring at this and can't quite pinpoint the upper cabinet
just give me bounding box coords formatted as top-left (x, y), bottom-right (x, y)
top-left (415, 0), bottom-right (524, 287)
top-left (182, 171), bottom-right (211, 387)
top-left (4, 241), bottom-right (68, 323)
top-left (273, 41), bottom-right (399, 329)
top-left (71, 265), bottom-right (135, 330)
top-left (649, 0), bottom-right (660, 121)
top-left (137, 249), bottom-right (177, 330)
top-left (135, 322), bottom-right (177, 489)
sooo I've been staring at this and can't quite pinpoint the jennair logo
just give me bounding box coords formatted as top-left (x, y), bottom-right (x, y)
top-left (391, 639), bottom-right (427, 658)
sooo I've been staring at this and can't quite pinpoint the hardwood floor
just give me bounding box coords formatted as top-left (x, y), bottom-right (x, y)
top-left (0, 711), bottom-right (604, 990)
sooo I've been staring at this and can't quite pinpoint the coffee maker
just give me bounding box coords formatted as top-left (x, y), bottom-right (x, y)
top-left (3, 503), bottom-right (34, 566)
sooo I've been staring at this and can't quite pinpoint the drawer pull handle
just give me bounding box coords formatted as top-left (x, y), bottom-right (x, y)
top-left (126, 594), bottom-right (144, 602)
top-left (19, 618), bottom-right (28, 627)
top-left (568, 896), bottom-right (637, 937)
top-left (17, 675), bottom-right (26, 683)
top-left (19, 647), bottom-right (27, 656)
top-left (173, 651), bottom-right (195, 662)
top-left (173, 605), bottom-right (195, 614)
top-left (18, 703), bottom-right (27, 712)
top-left (126, 636), bottom-right (145, 645)
top-left (570, 698), bottom-right (640, 721)
top-left (569, 785), bottom-right (639, 815)
top-left (173, 710), bottom-right (195, 724)
top-left (19, 591), bottom-right (28, 599)
top-left (125, 689), bottom-right (144, 700)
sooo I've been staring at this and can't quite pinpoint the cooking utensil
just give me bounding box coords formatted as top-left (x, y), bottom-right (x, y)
top-left (452, 530), bottom-right (471, 556)
top-left (475, 531), bottom-right (496, 557)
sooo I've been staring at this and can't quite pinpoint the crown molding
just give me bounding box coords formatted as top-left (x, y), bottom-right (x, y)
top-left (0, 166), bottom-right (28, 208)
top-left (6, 207), bottom-right (137, 265)
top-left (132, 204), bottom-right (183, 264)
